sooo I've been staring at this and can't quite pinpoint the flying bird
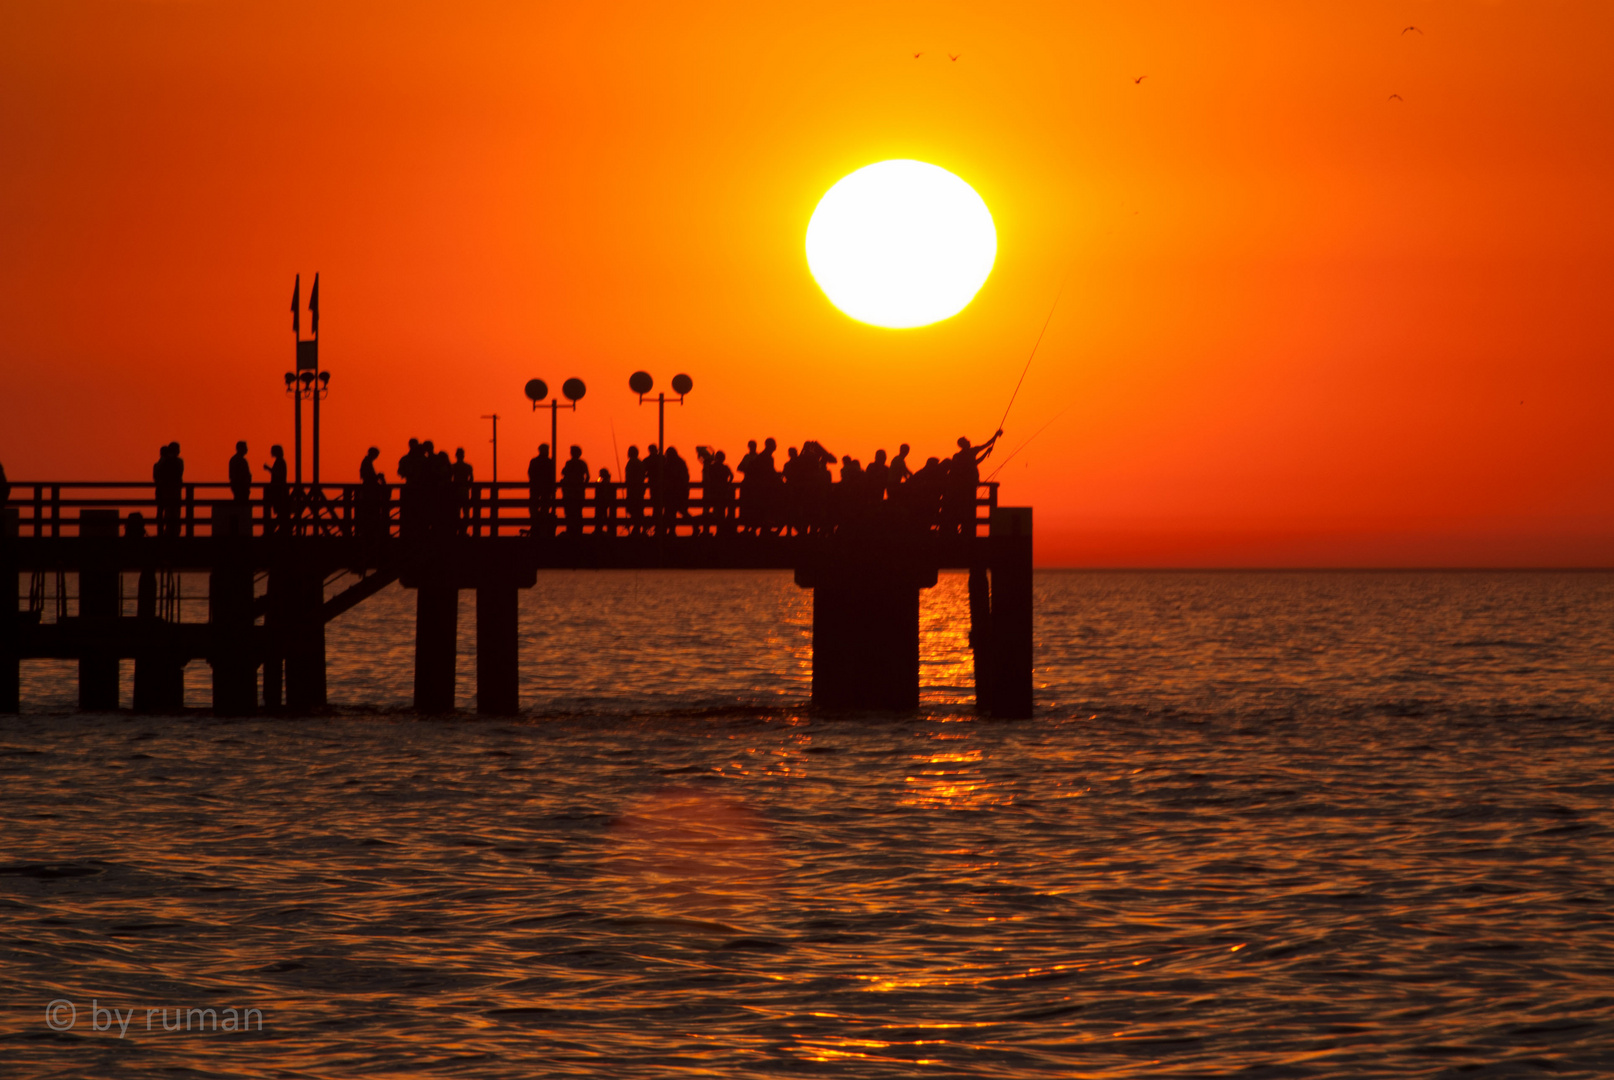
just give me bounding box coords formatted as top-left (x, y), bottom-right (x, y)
top-left (949, 53), bottom-right (961, 61)
top-left (1134, 75), bottom-right (1147, 84)
top-left (913, 52), bottom-right (922, 59)
top-left (1402, 25), bottom-right (1422, 35)
top-left (1388, 93), bottom-right (1403, 101)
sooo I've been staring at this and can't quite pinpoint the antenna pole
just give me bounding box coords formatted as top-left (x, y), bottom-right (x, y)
top-left (311, 332), bottom-right (320, 488)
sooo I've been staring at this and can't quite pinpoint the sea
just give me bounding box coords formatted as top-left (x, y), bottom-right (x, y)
top-left (3, 570), bottom-right (1612, 1077)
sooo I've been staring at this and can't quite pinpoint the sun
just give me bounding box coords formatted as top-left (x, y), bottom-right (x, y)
top-left (805, 160), bottom-right (997, 329)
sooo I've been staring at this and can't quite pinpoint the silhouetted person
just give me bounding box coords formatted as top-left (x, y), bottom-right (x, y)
top-left (644, 444), bottom-right (664, 534)
top-left (527, 444), bottom-right (554, 538)
top-left (263, 445), bottom-right (289, 535)
top-left (946, 431), bottom-right (1001, 535)
top-left (358, 447), bottom-right (386, 541)
top-left (623, 445), bottom-right (646, 535)
top-left (911, 455), bottom-right (946, 530)
top-left (0, 460), bottom-right (11, 510)
top-left (154, 442), bottom-right (184, 537)
top-left (835, 456), bottom-right (866, 526)
top-left (704, 449), bottom-right (734, 535)
top-left (560, 445), bottom-right (589, 536)
top-left (452, 448), bottom-right (474, 533)
top-left (663, 446), bottom-right (691, 531)
top-left (397, 438), bottom-right (421, 483)
top-left (798, 440), bottom-right (836, 533)
top-left (866, 449), bottom-right (889, 503)
top-left (430, 448), bottom-right (453, 535)
top-left (229, 441), bottom-right (251, 503)
top-left (738, 440), bottom-right (761, 534)
top-left (888, 443), bottom-right (912, 501)
top-left (595, 467), bottom-right (617, 537)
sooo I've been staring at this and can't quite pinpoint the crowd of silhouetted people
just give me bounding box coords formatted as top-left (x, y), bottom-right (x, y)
top-left (509, 431), bottom-right (1001, 539)
top-left (0, 430), bottom-right (1002, 542)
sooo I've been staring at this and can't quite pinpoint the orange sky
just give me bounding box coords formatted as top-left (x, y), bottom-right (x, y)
top-left (3, 1), bottom-right (1612, 566)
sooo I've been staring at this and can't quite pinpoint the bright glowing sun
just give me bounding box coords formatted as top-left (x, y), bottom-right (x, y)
top-left (806, 160), bottom-right (997, 329)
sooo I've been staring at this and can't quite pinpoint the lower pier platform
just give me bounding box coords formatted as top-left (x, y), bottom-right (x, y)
top-left (4, 499), bottom-right (1036, 717)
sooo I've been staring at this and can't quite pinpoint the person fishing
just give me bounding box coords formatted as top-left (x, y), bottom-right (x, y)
top-left (946, 431), bottom-right (1002, 535)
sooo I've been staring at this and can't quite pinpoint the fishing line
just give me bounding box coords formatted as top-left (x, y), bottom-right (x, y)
top-left (994, 273), bottom-right (1068, 437)
top-left (986, 401), bottom-right (1075, 480)
top-left (610, 419), bottom-right (622, 477)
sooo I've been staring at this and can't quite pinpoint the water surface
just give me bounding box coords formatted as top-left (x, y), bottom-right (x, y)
top-left (3, 571), bottom-right (1612, 1077)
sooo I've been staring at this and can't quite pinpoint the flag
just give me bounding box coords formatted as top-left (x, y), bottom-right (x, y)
top-left (290, 274), bottom-right (300, 336)
top-left (309, 272), bottom-right (320, 337)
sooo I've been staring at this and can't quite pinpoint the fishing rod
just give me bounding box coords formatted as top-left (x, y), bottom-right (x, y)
top-left (993, 274), bottom-right (1068, 439)
top-left (986, 400), bottom-right (1075, 481)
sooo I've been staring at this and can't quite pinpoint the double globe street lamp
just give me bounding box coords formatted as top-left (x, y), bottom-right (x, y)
top-left (629, 371), bottom-right (692, 451)
top-left (525, 376), bottom-right (586, 459)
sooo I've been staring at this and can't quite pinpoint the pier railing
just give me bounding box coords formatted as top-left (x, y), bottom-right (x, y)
top-left (3, 480), bottom-right (1001, 541)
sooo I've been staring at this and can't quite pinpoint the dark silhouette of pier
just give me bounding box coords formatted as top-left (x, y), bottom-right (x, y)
top-left (0, 477), bottom-right (1032, 717)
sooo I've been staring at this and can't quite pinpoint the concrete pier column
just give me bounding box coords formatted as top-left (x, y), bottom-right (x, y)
top-left (282, 569), bottom-right (327, 710)
top-left (475, 583), bottom-right (519, 716)
top-left (209, 558), bottom-right (257, 717)
top-left (968, 564), bottom-right (994, 713)
top-left (986, 507), bottom-right (1033, 718)
top-left (1, 508), bottom-right (18, 714)
top-left (78, 509), bottom-right (120, 711)
top-left (414, 581), bottom-right (458, 713)
top-left (261, 567), bottom-right (283, 711)
top-left (796, 554), bottom-right (936, 711)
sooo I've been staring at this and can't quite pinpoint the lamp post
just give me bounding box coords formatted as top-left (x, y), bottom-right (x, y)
top-left (481, 414), bottom-right (500, 483)
top-left (524, 377), bottom-right (587, 458)
top-left (629, 371), bottom-right (693, 451)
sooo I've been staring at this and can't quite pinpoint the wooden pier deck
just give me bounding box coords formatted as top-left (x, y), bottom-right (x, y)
top-left (1, 480), bottom-right (1032, 717)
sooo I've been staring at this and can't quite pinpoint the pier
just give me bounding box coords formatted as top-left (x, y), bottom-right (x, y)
top-left (0, 480), bottom-right (1032, 717)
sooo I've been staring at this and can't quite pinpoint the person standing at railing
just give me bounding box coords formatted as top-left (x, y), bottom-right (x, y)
top-left (623, 446), bottom-right (645, 536)
top-left (229, 442), bottom-right (252, 503)
top-left (644, 444), bottom-right (664, 535)
top-left (702, 448), bottom-right (734, 536)
top-left (559, 446), bottom-right (589, 537)
top-left (526, 444), bottom-right (554, 539)
top-left (358, 448), bottom-right (387, 541)
top-left (451, 448), bottom-right (474, 534)
top-left (866, 449), bottom-right (890, 508)
top-left (0, 460), bottom-right (10, 510)
top-left (663, 446), bottom-right (691, 534)
top-left (154, 442), bottom-right (184, 537)
top-left (263, 445), bottom-right (289, 536)
top-left (888, 444), bottom-right (912, 501)
top-left (594, 467), bottom-right (617, 537)
top-left (945, 431), bottom-right (1001, 536)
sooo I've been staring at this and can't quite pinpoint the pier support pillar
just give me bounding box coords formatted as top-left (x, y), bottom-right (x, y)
top-left (1, 509), bottom-right (17, 714)
top-left (280, 569), bottom-right (326, 710)
top-left (414, 581), bottom-right (458, 713)
top-left (985, 507), bottom-right (1033, 719)
top-left (475, 583), bottom-right (519, 716)
top-left (78, 510), bottom-right (120, 711)
top-left (796, 555), bottom-right (936, 711)
top-left (209, 557), bottom-right (257, 717)
top-left (132, 564), bottom-right (184, 712)
top-left (968, 565), bottom-right (994, 712)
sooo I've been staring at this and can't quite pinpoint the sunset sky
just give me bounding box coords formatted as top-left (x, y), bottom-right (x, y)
top-left (3, 1), bottom-right (1612, 566)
